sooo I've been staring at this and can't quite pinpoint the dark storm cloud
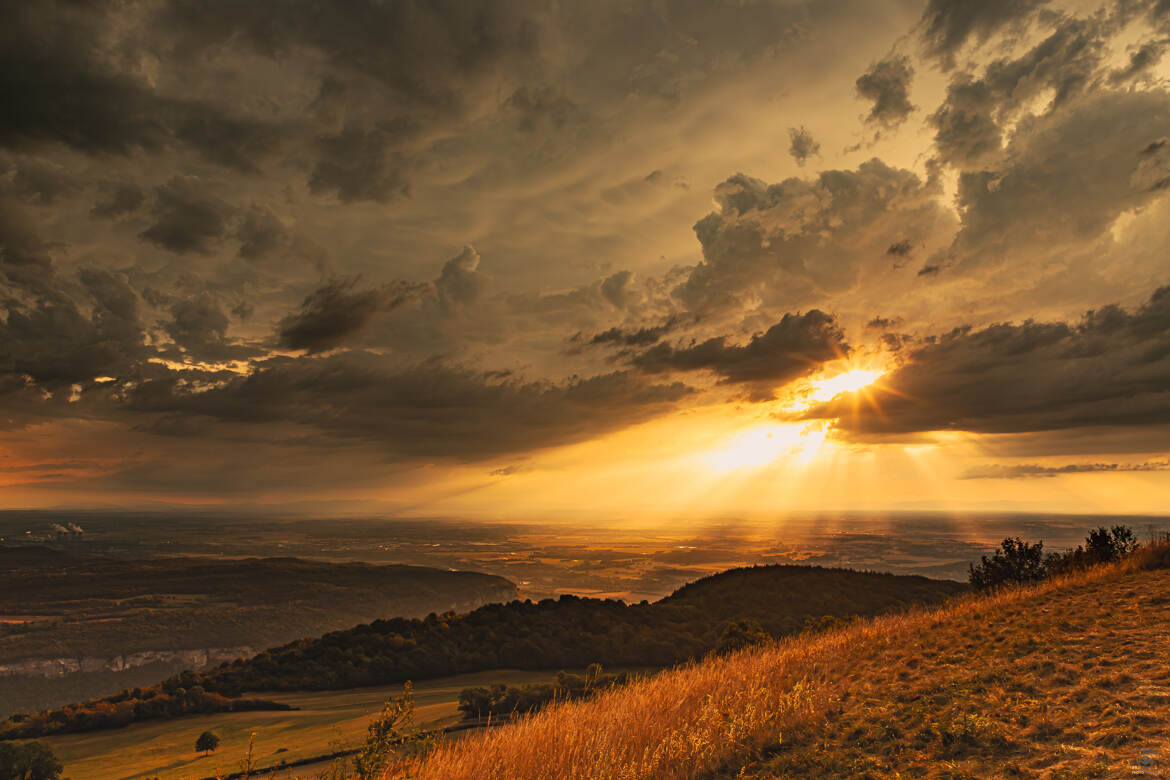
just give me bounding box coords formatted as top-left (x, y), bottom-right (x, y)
top-left (155, 0), bottom-right (542, 110)
top-left (309, 120), bottom-right (416, 203)
top-left (631, 310), bottom-right (848, 393)
top-left (787, 127), bottom-right (820, 166)
top-left (0, 2), bottom-right (286, 171)
top-left (855, 55), bottom-right (916, 130)
top-left (960, 460), bottom-right (1170, 479)
top-left (164, 294), bottom-right (259, 362)
top-left (91, 182), bottom-right (145, 220)
top-left (277, 277), bottom-right (428, 353)
top-left (126, 355), bottom-right (694, 459)
top-left (236, 206), bottom-right (289, 261)
top-left (138, 178), bottom-right (232, 255)
top-left (3, 159), bottom-right (82, 205)
top-left (0, 262), bottom-right (146, 394)
top-left (919, 0), bottom-right (1047, 67)
top-left (802, 286), bottom-right (1170, 434)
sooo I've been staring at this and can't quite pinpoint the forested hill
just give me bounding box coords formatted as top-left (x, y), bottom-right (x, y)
top-left (191, 565), bottom-right (967, 695)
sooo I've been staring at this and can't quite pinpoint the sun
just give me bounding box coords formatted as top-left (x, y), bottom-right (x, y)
top-left (808, 368), bottom-right (884, 402)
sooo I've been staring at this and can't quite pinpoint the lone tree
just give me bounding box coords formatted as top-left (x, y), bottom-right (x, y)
top-left (0, 740), bottom-right (63, 780)
top-left (195, 730), bottom-right (220, 756)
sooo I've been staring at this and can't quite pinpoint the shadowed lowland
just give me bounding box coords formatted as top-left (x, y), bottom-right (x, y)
top-left (386, 539), bottom-right (1170, 779)
top-left (0, 549), bottom-right (515, 718)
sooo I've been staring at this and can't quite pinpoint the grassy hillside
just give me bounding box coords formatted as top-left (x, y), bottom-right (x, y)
top-left (391, 540), bottom-right (1170, 779)
top-left (189, 565), bottom-right (965, 696)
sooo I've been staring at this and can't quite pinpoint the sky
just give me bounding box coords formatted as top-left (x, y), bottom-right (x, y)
top-left (1, 0), bottom-right (1169, 517)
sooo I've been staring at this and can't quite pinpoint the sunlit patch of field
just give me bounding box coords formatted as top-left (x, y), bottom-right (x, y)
top-left (41, 669), bottom-right (566, 780)
top-left (393, 543), bottom-right (1170, 780)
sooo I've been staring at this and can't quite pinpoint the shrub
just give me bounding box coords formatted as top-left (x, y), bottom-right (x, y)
top-left (968, 538), bottom-right (1047, 592)
top-left (0, 740), bottom-right (63, 780)
top-left (715, 618), bottom-right (771, 654)
top-left (1046, 525), bottom-right (1140, 575)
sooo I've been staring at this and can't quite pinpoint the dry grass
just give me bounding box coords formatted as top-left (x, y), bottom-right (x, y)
top-left (389, 542), bottom-right (1170, 780)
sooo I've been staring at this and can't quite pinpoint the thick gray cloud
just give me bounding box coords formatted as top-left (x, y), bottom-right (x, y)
top-left (236, 206), bottom-right (289, 261)
top-left (631, 310), bottom-right (848, 395)
top-left (91, 182), bottom-right (145, 220)
top-left (855, 55), bottom-right (916, 130)
top-left (277, 277), bottom-right (428, 353)
top-left (0, 259), bottom-right (146, 401)
top-left (125, 355), bottom-right (694, 460)
top-left (803, 286), bottom-right (1170, 435)
top-left (139, 178), bottom-right (232, 255)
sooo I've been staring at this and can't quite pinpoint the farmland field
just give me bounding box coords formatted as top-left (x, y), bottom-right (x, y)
top-left (41, 669), bottom-right (571, 780)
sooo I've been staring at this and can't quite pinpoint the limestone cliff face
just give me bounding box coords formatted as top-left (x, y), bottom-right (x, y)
top-left (0, 580), bottom-right (518, 681)
top-left (0, 646), bottom-right (257, 678)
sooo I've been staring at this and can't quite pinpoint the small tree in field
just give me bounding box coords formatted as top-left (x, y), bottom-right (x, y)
top-left (969, 537), bottom-right (1047, 591)
top-left (195, 730), bottom-right (220, 756)
top-left (352, 682), bottom-right (433, 779)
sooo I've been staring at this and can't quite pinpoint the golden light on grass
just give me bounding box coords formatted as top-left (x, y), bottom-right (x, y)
top-left (389, 541), bottom-right (1170, 780)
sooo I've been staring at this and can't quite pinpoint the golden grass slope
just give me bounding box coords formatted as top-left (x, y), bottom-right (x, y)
top-left (391, 543), bottom-right (1170, 779)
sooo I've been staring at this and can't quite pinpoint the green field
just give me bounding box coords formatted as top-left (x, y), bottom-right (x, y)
top-left (41, 669), bottom-right (568, 780)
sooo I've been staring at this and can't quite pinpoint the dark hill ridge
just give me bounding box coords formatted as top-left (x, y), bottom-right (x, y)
top-left (660, 564), bottom-right (966, 635)
top-left (180, 564), bottom-right (967, 695)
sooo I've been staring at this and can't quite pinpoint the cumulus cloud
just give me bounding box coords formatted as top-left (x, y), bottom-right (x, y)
top-left (855, 55), bottom-right (916, 130)
top-left (803, 286), bottom-right (1170, 435)
top-left (677, 160), bottom-right (955, 313)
